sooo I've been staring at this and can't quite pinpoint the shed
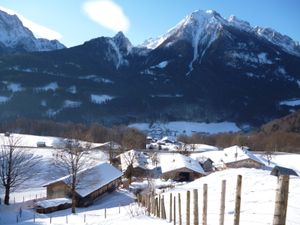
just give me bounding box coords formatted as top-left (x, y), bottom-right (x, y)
top-left (271, 166), bottom-right (299, 177)
top-left (35, 198), bottom-right (71, 214)
top-left (43, 163), bottom-right (122, 207)
top-left (222, 146), bottom-right (264, 169)
top-left (160, 153), bottom-right (206, 181)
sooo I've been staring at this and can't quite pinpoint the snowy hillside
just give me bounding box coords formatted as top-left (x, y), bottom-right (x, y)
top-left (1, 133), bottom-right (300, 225)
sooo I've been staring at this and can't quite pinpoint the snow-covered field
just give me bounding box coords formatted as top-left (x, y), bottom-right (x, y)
top-left (129, 121), bottom-right (241, 136)
top-left (1, 133), bottom-right (300, 225)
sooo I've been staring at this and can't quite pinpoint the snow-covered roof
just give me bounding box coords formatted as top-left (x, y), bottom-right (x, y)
top-left (191, 150), bottom-right (224, 168)
top-left (160, 153), bottom-right (205, 175)
top-left (119, 149), bottom-right (148, 172)
top-left (222, 145), bottom-right (264, 165)
top-left (44, 162), bottom-right (123, 197)
top-left (36, 198), bottom-right (71, 208)
top-left (184, 144), bottom-right (219, 152)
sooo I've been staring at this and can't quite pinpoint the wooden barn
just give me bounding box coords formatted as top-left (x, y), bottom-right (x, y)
top-left (160, 153), bottom-right (206, 181)
top-left (222, 146), bottom-right (264, 169)
top-left (43, 163), bottom-right (122, 208)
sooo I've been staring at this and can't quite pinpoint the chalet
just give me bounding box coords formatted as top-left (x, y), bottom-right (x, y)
top-left (222, 146), bottom-right (264, 169)
top-left (160, 153), bottom-right (206, 181)
top-left (43, 163), bottom-right (122, 207)
top-left (271, 166), bottom-right (299, 177)
top-left (118, 149), bottom-right (150, 177)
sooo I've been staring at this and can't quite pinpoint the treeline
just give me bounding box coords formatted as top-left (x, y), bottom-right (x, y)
top-left (0, 118), bottom-right (146, 149)
top-left (178, 131), bottom-right (300, 153)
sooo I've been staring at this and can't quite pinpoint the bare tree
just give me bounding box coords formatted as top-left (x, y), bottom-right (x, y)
top-left (0, 135), bottom-right (41, 205)
top-left (264, 151), bottom-right (273, 166)
top-left (120, 150), bottom-right (136, 184)
top-left (55, 139), bottom-right (91, 213)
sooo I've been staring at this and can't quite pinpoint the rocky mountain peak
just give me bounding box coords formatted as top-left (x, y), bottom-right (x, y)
top-left (0, 9), bottom-right (65, 52)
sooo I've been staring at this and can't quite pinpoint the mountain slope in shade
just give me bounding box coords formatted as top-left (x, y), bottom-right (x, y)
top-left (0, 9), bottom-right (299, 128)
top-left (0, 9), bottom-right (65, 52)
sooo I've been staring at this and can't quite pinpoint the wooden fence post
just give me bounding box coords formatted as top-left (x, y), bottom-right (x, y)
top-left (219, 180), bottom-right (226, 225)
top-left (155, 197), bottom-right (159, 217)
top-left (170, 193), bottom-right (173, 222)
top-left (273, 175), bottom-right (289, 225)
top-left (104, 208), bottom-right (107, 219)
top-left (173, 196), bottom-right (176, 225)
top-left (186, 190), bottom-right (190, 225)
top-left (234, 175), bottom-right (242, 225)
top-left (203, 185), bottom-right (208, 225)
top-left (157, 196), bottom-right (161, 218)
top-left (178, 193), bottom-right (182, 225)
top-left (193, 189), bottom-right (199, 225)
top-left (161, 195), bottom-right (166, 219)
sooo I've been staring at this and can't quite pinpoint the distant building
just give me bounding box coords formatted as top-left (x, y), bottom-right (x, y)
top-left (117, 149), bottom-right (150, 177)
top-left (160, 153), bottom-right (206, 181)
top-left (222, 146), bottom-right (264, 169)
top-left (271, 166), bottom-right (298, 177)
top-left (36, 141), bottom-right (46, 147)
top-left (43, 163), bottom-right (122, 207)
top-left (198, 157), bottom-right (215, 173)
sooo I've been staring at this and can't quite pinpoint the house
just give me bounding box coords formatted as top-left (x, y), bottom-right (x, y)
top-left (198, 157), bottom-right (215, 173)
top-left (271, 166), bottom-right (299, 177)
top-left (222, 145), bottom-right (264, 169)
top-left (160, 153), bottom-right (206, 181)
top-left (118, 150), bottom-right (150, 178)
top-left (43, 163), bottom-right (122, 207)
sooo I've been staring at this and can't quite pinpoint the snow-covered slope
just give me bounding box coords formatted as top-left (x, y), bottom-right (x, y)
top-left (0, 10), bottom-right (65, 52)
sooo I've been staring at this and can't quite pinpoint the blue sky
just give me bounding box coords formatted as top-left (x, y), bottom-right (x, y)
top-left (0, 0), bottom-right (299, 47)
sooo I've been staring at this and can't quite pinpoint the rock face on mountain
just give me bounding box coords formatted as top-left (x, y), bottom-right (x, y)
top-left (0, 9), bottom-right (299, 129)
top-left (0, 10), bottom-right (65, 52)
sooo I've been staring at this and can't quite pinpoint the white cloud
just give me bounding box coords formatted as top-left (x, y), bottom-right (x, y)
top-left (83, 0), bottom-right (130, 32)
top-left (0, 6), bottom-right (63, 40)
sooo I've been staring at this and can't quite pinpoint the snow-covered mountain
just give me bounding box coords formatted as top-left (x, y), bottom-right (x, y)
top-left (143, 10), bottom-right (300, 57)
top-left (0, 10), bottom-right (65, 52)
top-left (0, 9), bottom-right (299, 127)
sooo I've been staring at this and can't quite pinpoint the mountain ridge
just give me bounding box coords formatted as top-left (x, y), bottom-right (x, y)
top-left (0, 9), bottom-right (299, 128)
top-left (0, 9), bottom-right (65, 52)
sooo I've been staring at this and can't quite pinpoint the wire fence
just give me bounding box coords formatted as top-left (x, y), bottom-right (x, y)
top-left (138, 175), bottom-right (295, 225)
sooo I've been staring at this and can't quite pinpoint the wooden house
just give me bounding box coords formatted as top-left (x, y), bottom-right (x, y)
top-left (43, 163), bottom-right (122, 208)
top-left (160, 153), bottom-right (206, 181)
top-left (222, 146), bottom-right (264, 169)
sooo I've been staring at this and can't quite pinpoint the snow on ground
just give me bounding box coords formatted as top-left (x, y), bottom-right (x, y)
top-left (36, 82), bottom-right (58, 92)
top-left (90, 94), bottom-right (114, 104)
top-left (79, 75), bottom-right (114, 84)
top-left (5, 82), bottom-right (23, 92)
top-left (1, 133), bottom-right (300, 225)
top-left (160, 168), bottom-right (300, 225)
top-left (129, 121), bottom-right (240, 136)
top-left (66, 85), bottom-right (77, 94)
top-left (0, 95), bottom-right (9, 103)
top-left (280, 98), bottom-right (300, 106)
top-left (63, 100), bottom-right (81, 108)
top-left (150, 61), bottom-right (169, 69)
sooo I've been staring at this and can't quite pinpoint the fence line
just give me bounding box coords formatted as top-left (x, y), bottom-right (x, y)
top-left (137, 175), bottom-right (291, 225)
